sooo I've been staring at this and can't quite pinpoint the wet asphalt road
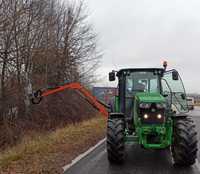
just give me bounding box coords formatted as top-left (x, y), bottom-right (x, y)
top-left (64, 107), bottom-right (200, 174)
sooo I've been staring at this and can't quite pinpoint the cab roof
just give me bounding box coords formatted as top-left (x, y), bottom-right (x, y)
top-left (117, 68), bottom-right (165, 75)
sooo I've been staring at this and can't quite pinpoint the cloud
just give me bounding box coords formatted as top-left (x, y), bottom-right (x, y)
top-left (86, 0), bottom-right (200, 93)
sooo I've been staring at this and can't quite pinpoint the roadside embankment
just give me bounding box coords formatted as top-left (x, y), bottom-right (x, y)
top-left (0, 115), bottom-right (106, 174)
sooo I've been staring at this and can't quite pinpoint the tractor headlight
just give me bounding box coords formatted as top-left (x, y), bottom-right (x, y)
top-left (143, 114), bottom-right (149, 119)
top-left (156, 103), bottom-right (166, 109)
top-left (157, 114), bottom-right (162, 119)
top-left (139, 103), bottom-right (151, 109)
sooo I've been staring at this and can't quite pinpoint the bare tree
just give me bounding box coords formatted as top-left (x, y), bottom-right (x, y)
top-left (0, 0), bottom-right (101, 120)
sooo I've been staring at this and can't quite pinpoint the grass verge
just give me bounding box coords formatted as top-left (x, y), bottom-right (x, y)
top-left (0, 115), bottom-right (106, 174)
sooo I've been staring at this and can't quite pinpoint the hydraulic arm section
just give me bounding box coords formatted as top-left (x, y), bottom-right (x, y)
top-left (30, 83), bottom-right (109, 117)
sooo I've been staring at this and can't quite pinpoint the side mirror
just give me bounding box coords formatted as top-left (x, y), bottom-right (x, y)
top-left (109, 71), bottom-right (115, 81)
top-left (172, 71), bottom-right (179, 80)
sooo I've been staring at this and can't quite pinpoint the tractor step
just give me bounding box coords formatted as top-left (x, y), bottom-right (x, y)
top-left (125, 134), bottom-right (139, 144)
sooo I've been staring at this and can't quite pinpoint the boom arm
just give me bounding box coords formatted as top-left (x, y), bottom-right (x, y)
top-left (31, 83), bottom-right (109, 117)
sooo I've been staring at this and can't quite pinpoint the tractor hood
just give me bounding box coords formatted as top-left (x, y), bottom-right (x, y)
top-left (136, 92), bottom-right (165, 103)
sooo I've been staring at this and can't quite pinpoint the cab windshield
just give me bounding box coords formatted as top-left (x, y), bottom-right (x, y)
top-left (126, 71), bottom-right (160, 97)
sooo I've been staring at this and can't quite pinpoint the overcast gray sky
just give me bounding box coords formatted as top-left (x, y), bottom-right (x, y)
top-left (86, 0), bottom-right (200, 93)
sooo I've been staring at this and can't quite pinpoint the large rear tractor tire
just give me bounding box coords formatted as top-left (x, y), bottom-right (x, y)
top-left (171, 117), bottom-right (198, 166)
top-left (107, 118), bottom-right (125, 163)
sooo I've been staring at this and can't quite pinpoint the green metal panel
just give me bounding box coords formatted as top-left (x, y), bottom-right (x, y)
top-left (136, 92), bottom-right (165, 103)
top-left (124, 120), bottom-right (173, 149)
top-left (114, 87), bottom-right (173, 149)
top-left (114, 96), bottom-right (120, 112)
top-left (126, 115), bottom-right (173, 149)
top-left (123, 92), bottom-right (173, 149)
top-left (136, 119), bottom-right (173, 149)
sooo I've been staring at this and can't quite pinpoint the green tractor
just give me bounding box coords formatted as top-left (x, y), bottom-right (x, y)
top-left (107, 63), bottom-right (198, 166)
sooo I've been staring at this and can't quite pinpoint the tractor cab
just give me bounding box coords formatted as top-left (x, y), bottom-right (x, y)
top-left (109, 68), bottom-right (188, 118)
top-left (116, 68), bottom-right (163, 117)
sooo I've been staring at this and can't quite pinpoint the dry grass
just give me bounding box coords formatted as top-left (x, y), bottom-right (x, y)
top-left (0, 116), bottom-right (106, 174)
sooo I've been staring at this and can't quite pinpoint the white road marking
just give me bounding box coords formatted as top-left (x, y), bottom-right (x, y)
top-left (195, 160), bottom-right (200, 172)
top-left (63, 138), bottom-right (106, 172)
top-left (63, 109), bottom-right (200, 173)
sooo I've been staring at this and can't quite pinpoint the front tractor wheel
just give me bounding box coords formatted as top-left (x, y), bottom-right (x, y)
top-left (171, 117), bottom-right (198, 166)
top-left (107, 118), bottom-right (125, 163)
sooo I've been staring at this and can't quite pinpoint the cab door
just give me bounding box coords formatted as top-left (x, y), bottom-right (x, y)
top-left (162, 70), bottom-right (188, 114)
